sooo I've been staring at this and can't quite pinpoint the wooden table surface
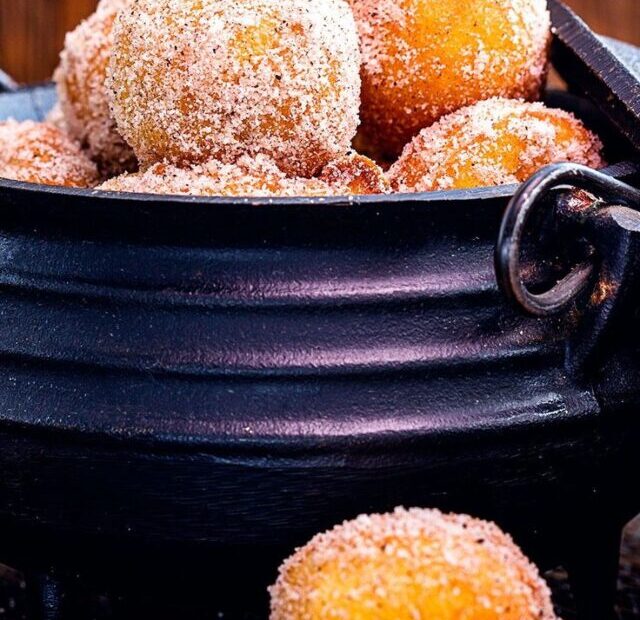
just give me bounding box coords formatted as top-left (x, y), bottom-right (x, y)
top-left (0, 0), bottom-right (639, 84)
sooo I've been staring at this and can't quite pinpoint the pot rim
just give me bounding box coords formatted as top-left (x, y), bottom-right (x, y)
top-left (0, 174), bottom-right (518, 208)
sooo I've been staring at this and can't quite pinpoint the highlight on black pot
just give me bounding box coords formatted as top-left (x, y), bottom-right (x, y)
top-left (0, 0), bottom-right (611, 198)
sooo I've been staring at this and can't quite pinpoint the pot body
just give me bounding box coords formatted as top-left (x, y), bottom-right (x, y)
top-left (0, 86), bottom-right (639, 613)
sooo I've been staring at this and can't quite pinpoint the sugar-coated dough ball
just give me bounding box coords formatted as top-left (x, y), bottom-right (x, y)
top-left (54, 0), bottom-right (136, 175)
top-left (387, 98), bottom-right (605, 192)
top-left (0, 120), bottom-right (99, 188)
top-left (108, 0), bottom-right (361, 177)
top-left (350, 0), bottom-right (551, 155)
top-left (270, 507), bottom-right (558, 620)
top-left (352, 130), bottom-right (395, 171)
top-left (96, 0), bottom-right (131, 11)
top-left (45, 102), bottom-right (68, 133)
top-left (319, 152), bottom-right (390, 195)
top-left (98, 156), bottom-right (329, 196)
top-left (98, 154), bottom-right (387, 197)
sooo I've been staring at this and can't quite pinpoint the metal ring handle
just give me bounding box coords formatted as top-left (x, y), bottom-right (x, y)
top-left (496, 163), bottom-right (640, 317)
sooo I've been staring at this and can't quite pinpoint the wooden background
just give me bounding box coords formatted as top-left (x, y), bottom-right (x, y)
top-left (0, 0), bottom-right (639, 84)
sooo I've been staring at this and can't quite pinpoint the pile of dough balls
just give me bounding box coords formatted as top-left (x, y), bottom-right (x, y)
top-left (350, 0), bottom-right (552, 156)
top-left (270, 507), bottom-right (558, 620)
top-left (0, 0), bottom-right (608, 196)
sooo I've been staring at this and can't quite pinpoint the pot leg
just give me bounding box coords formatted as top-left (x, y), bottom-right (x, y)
top-left (25, 571), bottom-right (114, 620)
top-left (26, 572), bottom-right (65, 620)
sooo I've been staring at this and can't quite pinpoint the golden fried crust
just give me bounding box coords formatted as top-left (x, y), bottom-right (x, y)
top-left (107, 0), bottom-right (361, 177)
top-left (54, 1), bottom-right (136, 176)
top-left (319, 153), bottom-right (390, 195)
top-left (98, 154), bottom-right (388, 197)
top-left (387, 98), bottom-right (605, 192)
top-left (352, 130), bottom-right (395, 171)
top-left (269, 507), bottom-right (558, 620)
top-left (350, 0), bottom-right (551, 156)
top-left (99, 155), bottom-right (322, 196)
top-left (0, 120), bottom-right (99, 188)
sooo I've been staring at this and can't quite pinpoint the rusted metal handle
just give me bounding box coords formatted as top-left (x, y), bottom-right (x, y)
top-left (496, 163), bottom-right (640, 317)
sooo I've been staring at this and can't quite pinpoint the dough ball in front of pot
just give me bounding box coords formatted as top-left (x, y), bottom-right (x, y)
top-left (98, 154), bottom-right (386, 197)
top-left (0, 120), bottom-right (99, 188)
top-left (349, 0), bottom-right (551, 156)
top-left (54, 0), bottom-right (137, 176)
top-left (270, 507), bottom-right (558, 620)
top-left (107, 0), bottom-right (361, 177)
top-left (387, 98), bottom-right (605, 192)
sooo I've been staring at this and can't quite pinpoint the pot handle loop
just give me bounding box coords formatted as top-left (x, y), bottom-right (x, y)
top-left (496, 162), bottom-right (640, 374)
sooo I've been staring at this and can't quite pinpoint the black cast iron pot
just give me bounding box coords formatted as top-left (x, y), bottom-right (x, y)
top-left (1, 3), bottom-right (640, 619)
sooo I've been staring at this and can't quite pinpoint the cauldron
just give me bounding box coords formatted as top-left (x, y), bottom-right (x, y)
top-left (1, 2), bottom-right (640, 619)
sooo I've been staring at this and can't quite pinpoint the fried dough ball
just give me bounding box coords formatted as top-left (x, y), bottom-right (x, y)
top-left (98, 154), bottom-right (387, 197)
top-left (45, 102), bottom-right (68, 133)
top-left (270, 507), bottom-right (557, 620)
top-left (319, 153), bottom-right (390, 195)
top-left (107, 0), bottom-right (361, 177)
top-left (97, 0), bottom-right (131, 10)
top-left (388, 98), bottom-right (605, 193)
top-left (0, 120), bottom-right (99, 188)
top-left (54, 0), bottom-right (136, 176)
top-left (98, 156), bottom-right (328, 197)
top-left (350, 0), bottom-right (551, 156)
top-left (352, 130), bottom-right (394, 171)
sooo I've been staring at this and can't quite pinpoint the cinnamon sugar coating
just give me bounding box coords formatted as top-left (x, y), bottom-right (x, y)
top-left (98, 154), bottom-right (388, 197)
top-left (0, 120), bottom-right (99, 188)
top-left (388, 98), bottom-right (605, 192)
top-left (270, 507), bottom-right (558, 620)
top-left (96, 0), bottom-right (131, 11)
top-left (45, 102), bottom-right (68, 133)
top-left (107, 0), bottom-right (361, 177)
top-left (319, 152), bottom-right (390, 194)
top-left (349, 0), bottom-right (551, 156)
top-left (54, 0), bottom-right (136, 176)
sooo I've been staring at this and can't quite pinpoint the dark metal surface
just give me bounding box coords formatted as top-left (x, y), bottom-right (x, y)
top-left (603, 37), bottom-right (640, 83)
top-left (550, 0), bottom-right (640, 150)
top-left (496, 163), bottom-right (640, 318)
